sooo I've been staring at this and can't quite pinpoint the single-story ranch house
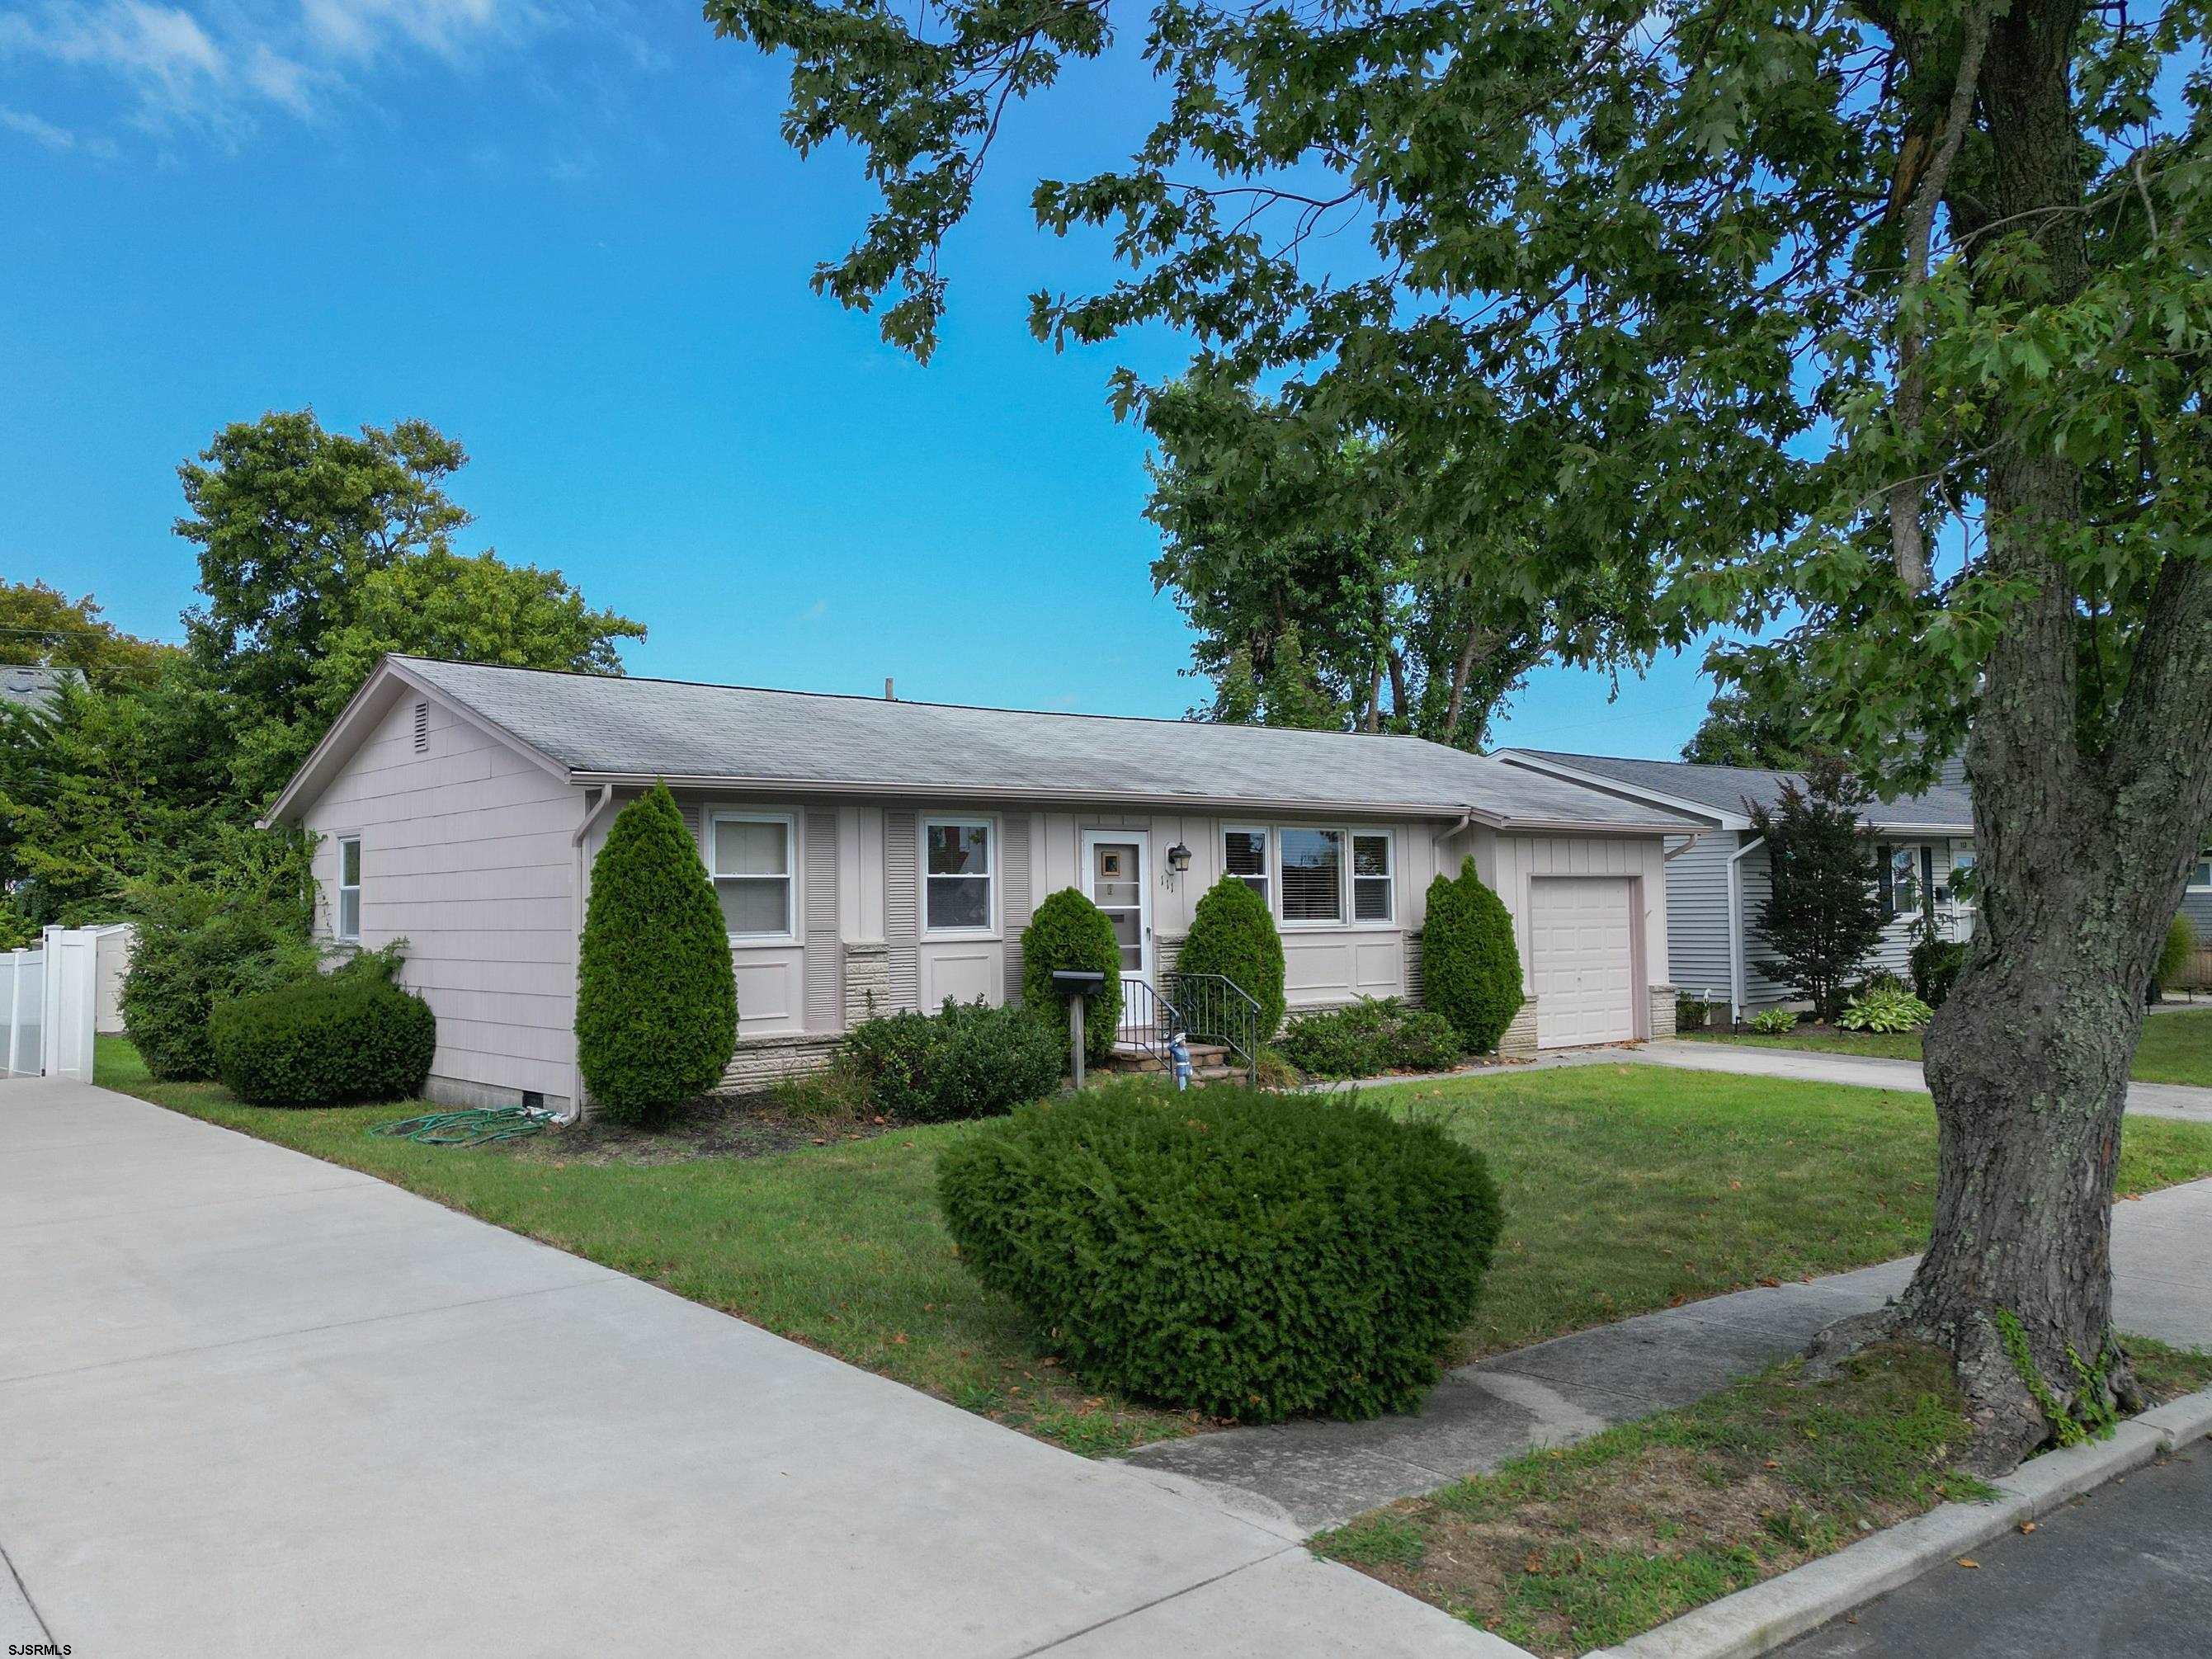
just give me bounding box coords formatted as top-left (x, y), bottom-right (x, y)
top-left (1497, 749), bottom-right (1977, 1023)
top-left (264, 657), bottom-right (1708, 1117)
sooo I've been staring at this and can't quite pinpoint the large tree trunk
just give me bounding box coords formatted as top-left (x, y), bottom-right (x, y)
top-left (1869, 0), bottom-right (2212, 1470)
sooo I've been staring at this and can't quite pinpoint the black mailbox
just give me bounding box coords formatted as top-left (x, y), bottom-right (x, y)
top-left (1051, 969), bottom-right (1107, 994)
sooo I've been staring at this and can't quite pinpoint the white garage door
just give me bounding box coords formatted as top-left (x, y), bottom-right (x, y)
top-left (1530, 877), bottom-right (1638, 1048)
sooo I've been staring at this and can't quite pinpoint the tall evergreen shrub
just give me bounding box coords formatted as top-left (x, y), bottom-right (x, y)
top-left (1172, 874), bottom-right (1286, 1041)
top-left (1748, 761), bottom-right (1885, 1022)
top-left (1020, 887), bottom-right (1122, 1066)
top-left (1421, 858), bottom-right (1524, 1053)
top-left (575, 783), bottom-right (737, 1122)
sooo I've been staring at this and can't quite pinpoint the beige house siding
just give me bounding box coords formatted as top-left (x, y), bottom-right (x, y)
top-left (303, 694), bottom-right (580, 1112)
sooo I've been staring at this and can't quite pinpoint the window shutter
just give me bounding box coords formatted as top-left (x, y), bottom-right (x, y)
top-left (1876, 842), bottom-right (1894, 918)
top-left (1920, 846), bottom-right (1936, 917)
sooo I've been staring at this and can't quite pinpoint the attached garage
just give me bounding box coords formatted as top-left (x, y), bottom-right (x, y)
top-left (1529, 875), bottom-right (1641, 1048)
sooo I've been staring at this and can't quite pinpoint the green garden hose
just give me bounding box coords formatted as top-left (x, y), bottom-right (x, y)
top-left (373, 1105), bottom-right (552, 1147)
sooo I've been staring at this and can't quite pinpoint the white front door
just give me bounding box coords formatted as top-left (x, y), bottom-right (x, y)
top-left (1082, 832), bottom-right (1151, 994)
top-left (1530, 876), bottom-right (1639, 1048)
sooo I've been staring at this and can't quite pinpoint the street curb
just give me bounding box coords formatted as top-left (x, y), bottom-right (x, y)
top-left (1582, 1383), bottom-right (2212, 1659)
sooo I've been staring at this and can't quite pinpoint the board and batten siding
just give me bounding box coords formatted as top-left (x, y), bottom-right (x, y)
top-left (303, 693), bottom-right (581, 1111)
top-left (1477, 831), bottom-right (1671, 1002)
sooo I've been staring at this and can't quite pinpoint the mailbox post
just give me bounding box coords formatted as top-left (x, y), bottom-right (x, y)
top-left (1049, 969), bottom-right (1108, 1087)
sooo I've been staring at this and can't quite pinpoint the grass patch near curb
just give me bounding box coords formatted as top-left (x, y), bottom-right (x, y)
top-left (1314, 1340), bottom-right (2212, 1657)
top-left (97, 1039), bottom-right (2212, 1454)
top-left (1684, 1008), bottom-right (2212, 1088)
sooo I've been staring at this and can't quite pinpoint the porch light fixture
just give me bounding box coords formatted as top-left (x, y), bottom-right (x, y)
top-left (1167, 842), bottom-right (1192, 873)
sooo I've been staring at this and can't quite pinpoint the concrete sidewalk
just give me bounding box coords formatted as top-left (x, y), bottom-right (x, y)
top-left (0, 1077), bottom-right (1513, 1659)
top-left (1619, 1039), bottom-right (2212, 1122)
top-left (1128, 1178), bottom-right (2212, 1535)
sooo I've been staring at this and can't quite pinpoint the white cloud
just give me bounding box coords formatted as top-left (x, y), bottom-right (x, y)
top-left (0, 0), bottom-right (583, 139)
top-left (1, 102), bottom-right (82, 148)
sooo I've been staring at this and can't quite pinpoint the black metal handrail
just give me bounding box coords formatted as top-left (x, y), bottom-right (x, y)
top-left (1167, 971), bottom-right (1262, 1086)
top-left (1115, 978), bottom-right (1180, 1068)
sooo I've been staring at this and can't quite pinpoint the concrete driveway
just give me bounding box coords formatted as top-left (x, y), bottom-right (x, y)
top-left (0, 1077), bottom-right (1514, 1658)
top-left (1620, 1039), bottom-right (2212, 1122)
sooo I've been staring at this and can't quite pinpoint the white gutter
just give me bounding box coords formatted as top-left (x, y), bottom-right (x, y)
top-left (1726, 836), bottom-right (1766, 1025)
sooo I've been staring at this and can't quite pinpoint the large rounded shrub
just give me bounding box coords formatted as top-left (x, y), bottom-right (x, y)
top-left (1020, 887), bottom-right (1122, 1066)
top-left (209, 966), bottom-right (436, 1105)
top-left (1172, 874), bottom-right (1286, 1040)
top-left (2155, 914), bottom-right (2196, 993)
top-left (938, 1080), bottom-right (1502, 1421)
top-left (122, 887), bottom-right (316, 1081)
top-left (1421, 858), bottom-right (1525, 1053)
top-left (1277, 997), bottom-right (1465, 1078)
top-left (575, 782), bottom-right (738, 1123)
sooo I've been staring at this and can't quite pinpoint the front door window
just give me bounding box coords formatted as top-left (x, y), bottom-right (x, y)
top-left (1088, 839), bottom-right (1145, 982)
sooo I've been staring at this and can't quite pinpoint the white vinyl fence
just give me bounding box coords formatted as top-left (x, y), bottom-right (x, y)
top-left (2, 927), bottom-right (102, 1081)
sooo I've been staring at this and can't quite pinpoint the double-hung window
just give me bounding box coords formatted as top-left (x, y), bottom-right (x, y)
top-left (711, 813), bottom-right (795, 939)
top-left (1352, 832), bottom-right (1394, 922)
top-left (2192, 849), bottom-right (2212, 892)
top-left (1879, 843), bottom-right (1930, 920)
top-left (1223, 827), bottom-right (1270, 907)
top-left (1279, 828), bottom-right (1346, 924)
top-left (924, 818), bottom-right (993, 933)
top-left (336, 836), bottom-right (362, 942)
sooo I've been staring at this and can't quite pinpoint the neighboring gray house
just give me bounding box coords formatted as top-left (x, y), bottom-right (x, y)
top-left (262, 656), bottom-right (1708, 1118)
top-left (1497, 750), bottom-right (1976, 1022)
top-left (0, 664), bottom-right (81, 719)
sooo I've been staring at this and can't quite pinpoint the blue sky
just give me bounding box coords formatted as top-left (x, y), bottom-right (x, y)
top-left (1, 0), bottom-right (1727, 756)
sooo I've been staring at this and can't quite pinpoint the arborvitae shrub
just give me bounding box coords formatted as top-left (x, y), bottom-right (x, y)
top-left (1421, 858), bottom-right (1525, 1052)
top-left (209, 960), bottom-right (436, 1105)
top-left (939, 1080), bottom-right (1501, 1422)
top-left (1172, 874), bottom-right (1287, 1041)
top-left (1020, 887), bottom-right (1123, 1066)
top-left (575, 783), bottom-right (737, 1123)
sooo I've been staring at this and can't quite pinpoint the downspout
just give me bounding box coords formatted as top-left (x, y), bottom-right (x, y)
top-left (563, 785), bottom-right (620, 1124)
top-left (1726, 836), bottom-right (1766, 1026)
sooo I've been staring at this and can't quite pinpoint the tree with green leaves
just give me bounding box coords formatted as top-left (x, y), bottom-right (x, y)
top-left (1682, 689), bottom-right (1813, 771)
top-left (0, 582), bottom-right (172, 687)
top-left (1147, 386), bottom-right (1548, 746)
top-left (174, 412), bottom-right (644, 802)
top-left (1749, 764), bottom-right (1888, 1022)
top-left (710, 0), bottom-right (2212, 1465)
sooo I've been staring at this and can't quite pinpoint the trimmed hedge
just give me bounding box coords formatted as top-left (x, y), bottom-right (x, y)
top-left (1021, 887), bottom-right (1123, 1066)
top-left (1172, 874), bottom-right (1286, 1041)
top-left (1276, 997), bottom-right (1465, 1078)
top-left (575, 783), bottom-right (738, 1124)
top-left (838, 998), bottom-right (1064, 1121)
top-left (1421, 859), bottom-right (1525, 1053)
top-left (938, 1081), bottom-right (1502, 1422)
top-left (209, 963), bottom-right (436, 1106)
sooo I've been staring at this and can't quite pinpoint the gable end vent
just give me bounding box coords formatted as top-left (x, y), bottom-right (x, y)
top-left (413, 700), bottom-right (430, 754)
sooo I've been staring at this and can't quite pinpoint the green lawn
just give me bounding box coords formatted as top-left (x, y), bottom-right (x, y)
top-left (1686, 1007), bottom-right (2212, 1088)
top-left (1316, 1338), bottom-right (2212, 1657)
top-left (96, 1036), bottom-right (2212, 1453)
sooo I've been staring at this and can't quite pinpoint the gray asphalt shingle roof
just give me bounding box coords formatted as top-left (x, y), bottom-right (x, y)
top-left (1505, 749), bottom-right (1975, 832)
top-left (397, 657), bottom-right (1706, 831)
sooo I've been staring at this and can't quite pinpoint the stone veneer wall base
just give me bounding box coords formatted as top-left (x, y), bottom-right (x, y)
top-left (1498, 997), bottom-right (1540, 1059)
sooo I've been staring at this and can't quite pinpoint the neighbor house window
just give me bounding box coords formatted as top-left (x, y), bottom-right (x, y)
top-left (924, 818), bottom-right (993, 933)
top-left (711, 813), bottom-right (794, 938)
top-left (336, 837), bottom-right (361, 941)
top-left (1279, 828), bottom-right (1345, 923)
top-left (1879, 843), bottom-right (1931, 919)
top-left (1224, 827), bottom-right (1270, 907)
top-left (2192, 849), bottom-right (2212, 892)
top-left (1941, 847), bottom-right (1977, 907)
top-left (1352, 832), bottom-right (1394, 922)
